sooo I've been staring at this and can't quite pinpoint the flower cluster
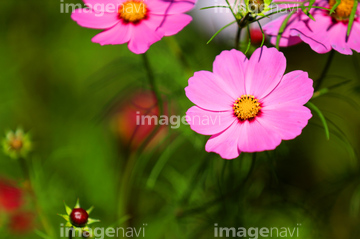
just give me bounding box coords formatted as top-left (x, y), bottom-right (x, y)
top-left (0, 179), bottom-right (35, 234)
top-left (263, 0), bottom-right (360, 54)
top-left (68, 0), bottom-right (360, 159)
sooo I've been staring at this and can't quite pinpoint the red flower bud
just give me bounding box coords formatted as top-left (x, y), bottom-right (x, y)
top-left (70, 208), bottom-right (89, 228)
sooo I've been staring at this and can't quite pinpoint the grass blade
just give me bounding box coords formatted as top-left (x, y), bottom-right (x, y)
top-left (306, 102), bottom-right (330, 140)
top-left (347, 0), bottom-right (358, 36)
top-left (330, 0), bottom-right (340, 14)
top-left (276, 10), bottom-right (296, 49)
top-left (207, 20), bottom-right (237, 44)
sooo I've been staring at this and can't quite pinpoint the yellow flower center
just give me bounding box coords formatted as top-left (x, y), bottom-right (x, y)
top-left (10, 138), bottom-right (23, 151)
top-left (233, 95), bottom-right (261, 120)
top-left (118, 1), bottom-right (148, 22)
top-left (329, 0), bottom-right (355, 20)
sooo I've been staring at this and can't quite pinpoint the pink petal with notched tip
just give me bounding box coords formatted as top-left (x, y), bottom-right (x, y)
top-left (261, 70), bottom-right (313, 108)
top-left (159, 14), bottom-right (192, 36)
top-left (259, 105), bottom-right (312, 140)
top-left (127, 22), bottom-right (164, 54)
top-left (205, 121), bottom-right (241, 159)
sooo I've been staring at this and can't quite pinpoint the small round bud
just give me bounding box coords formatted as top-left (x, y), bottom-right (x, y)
top-left (70, 208), bottom-right (89, 228)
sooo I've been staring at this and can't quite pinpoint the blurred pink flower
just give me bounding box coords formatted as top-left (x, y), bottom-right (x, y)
top-left (9, 211), bottom-right (35, 234)
top-left (263, 0), bottom-right (360, 55)
top-left (0, 179), bottom-right (23, 212)
top-left (71, 0), bottom-right (195, 54)
top-left (185, 47), bottom-right (313, 159)
top-left (113, 90), bottom-right (167, 150)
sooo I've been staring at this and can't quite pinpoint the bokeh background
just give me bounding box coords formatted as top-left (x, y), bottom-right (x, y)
top-left (1, 0), bottom-right (360, 238)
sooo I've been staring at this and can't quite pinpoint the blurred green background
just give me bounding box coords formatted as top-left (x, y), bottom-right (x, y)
top-left (1, 0), bottom-right (360, 238)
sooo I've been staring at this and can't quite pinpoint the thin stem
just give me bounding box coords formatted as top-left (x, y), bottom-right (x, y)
top-left (235, 26), bottom-right (242, 50)
top-left (235, 12), bottom-right (251, 50)
top-left (178, 153), bottom-right (257, 218)
top-left (69, 228), bottom-right (73, 239)
top-left (165, 37), bottom-right (193, 77)
top-left (141, 53), bottom-right (163, 116)
top-left (244, 153), bottom-right (256, 183)
top-left (19, 157), bottom-right (30, 182)
top-left (18, 157), bottom-right (55, 238)
top-left (315, 50), bottom-right (335, 91)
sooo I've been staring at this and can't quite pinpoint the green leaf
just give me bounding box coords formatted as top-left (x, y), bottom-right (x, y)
top-left (350, 184), bottom-right (360, 217)
top-left (304, 0), bottom-right (316, 20)
top-left (306, 11), bottom-right (315, 21)
top-left (330, 0), bottom-right (340, 14)
top-left (64, 201), bottom-right (72, 215)
top-left (207, 20), bottom-right (237, 44)
top-left (347, 0), bottom-right (358, 36)
top-left (108, 215), bottom-right (132, 228)
top-left (200, 5), bottom-right (229, 10)
top-left (276, 10), bottom-right (296, 49)
top-left (256, 20), bottom-right (266, 47)
top-left (88, 218), bottom-right (101, 225)
top-left (58, 214), bottom-right (70, 221)
top-left (311, 88), bottom-right (329, 99)
top-left (74, 198), bottom-right (80, 208)
top-left (244, 26), bottom-right (252, 54)
top-left (306, 102), bottom-right (330, 140)
top-left (146, 137), bottom-right (185, 189)
top-left (87, 206), bottom-right (94, 215)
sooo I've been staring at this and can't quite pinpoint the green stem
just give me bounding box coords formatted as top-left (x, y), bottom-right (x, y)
top-left (18, 157), bottom-right (55, 238)
top-left (315, 50), bottom-right (335, 91)
top-left (69, 228), bottom-right (73, 239)
top-left (116, 153), bottom-right (137, 235)
top-left (19, 157), bottom-right (30, 182)
top-left (141, 53), bottom-right (163, 116)
top-left (165, 37), bottom-right (193, 77)
top-left (235, 26), bottom-right (242, 50)
top-left (178, 153), bottom-right (257, 218)
top-left (235, 13), bottom-right (251, 50)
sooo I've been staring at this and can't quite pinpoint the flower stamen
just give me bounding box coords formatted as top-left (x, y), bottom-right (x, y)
top-left (233, 95), bottom-right (261, 120)
top-left (329, 0), bottom-right (354, 21)
top-left (118, 0), bottom-right (148, 22)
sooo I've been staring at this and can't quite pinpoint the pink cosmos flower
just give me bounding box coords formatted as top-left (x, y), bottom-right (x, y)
top-left (71, 0), bottom-right (195, 54)
top-left (263, 0), bottom-right (360, 55)
top-left (185, 47), bottom-right (313, 159)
